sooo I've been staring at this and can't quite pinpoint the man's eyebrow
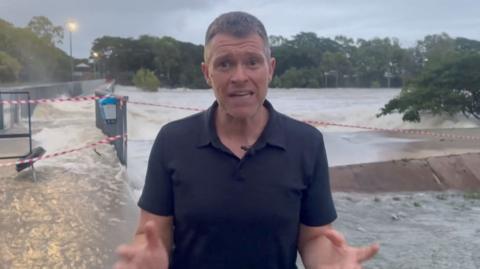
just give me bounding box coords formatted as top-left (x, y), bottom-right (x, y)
top-left (214, 53), bottom-right (232, 59)
top-left (211, 50), bottom-right (265, 63)
top-left (244, 51), bottom-right (264, 57)
top-left (211, 51), bottom-right (234, 60)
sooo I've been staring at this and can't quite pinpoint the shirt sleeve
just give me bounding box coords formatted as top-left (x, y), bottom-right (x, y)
top-left (300, 133), bottom-right (337, 226)
top-left (137, 127), bottom-right (174, 216)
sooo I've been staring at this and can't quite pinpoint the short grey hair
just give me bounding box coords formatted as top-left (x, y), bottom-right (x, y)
top-left (204, 11), bottom-right (271, 61)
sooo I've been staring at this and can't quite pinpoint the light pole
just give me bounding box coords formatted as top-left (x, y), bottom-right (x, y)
top-left (384, 61), bottom-right (393, 88)
top-left (66, 20), bottom-right (77, 81)
top-left (92, 52), bottom-right (99, 79)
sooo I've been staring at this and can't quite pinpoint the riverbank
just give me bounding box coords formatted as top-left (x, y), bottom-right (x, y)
top-left (331, 152), bottom-right (480, 192)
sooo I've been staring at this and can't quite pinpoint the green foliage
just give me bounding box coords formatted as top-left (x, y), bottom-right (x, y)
top-left (378, 54), bottom-right (480, 122)
top-left (132, 68), bottom-right (160, 91)
top-left (3, 16), bottom-right (480, 90)
top-left (269, 35), bottom-right (288, 47)
top-left (92, 35), bottom-right (208, 88)
top-left (0, 51), bottom-right (22, 82)
top-left (271, 34), bottom-right (408, 88)
top-left (371, 81), bottom-right (381, 88)
top-left (26, 16), bottom-right (64, 45)
top-left (91, 30), bottom-right (480, 90)
top-left (272, 67), bottom-right (322, 88)
top-left (0, 17), bottom-right (70, 82)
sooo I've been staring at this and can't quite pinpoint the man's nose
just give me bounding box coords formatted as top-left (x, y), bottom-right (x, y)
top-left (231, 64), bottom-right (248, 83)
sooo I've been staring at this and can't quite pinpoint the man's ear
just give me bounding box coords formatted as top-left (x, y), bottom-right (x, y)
top-left (201, 62), bottom-right (212, 86)
top-left (268, 57), bottom-right (276, 82)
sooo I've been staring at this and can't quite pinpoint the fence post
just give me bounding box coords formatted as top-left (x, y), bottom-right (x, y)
top-left (95, 85), bottom-right (127, 166)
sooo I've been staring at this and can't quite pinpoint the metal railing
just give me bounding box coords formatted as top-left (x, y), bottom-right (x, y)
top-left (0, 80), bottom-right (104, 117)
top-left (0, 91), bottom-right (32, 159)
top-left (1, 80), bottom-right (127, 166)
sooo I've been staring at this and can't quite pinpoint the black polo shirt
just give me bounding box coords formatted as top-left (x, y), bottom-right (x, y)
top-left (138, 100), bottom-right (337, 269)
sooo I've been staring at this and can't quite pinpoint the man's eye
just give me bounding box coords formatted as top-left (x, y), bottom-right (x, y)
top-left (248, 59), bottom-right (258, 66)
top-left (219, 61), bottom-right (231, 69)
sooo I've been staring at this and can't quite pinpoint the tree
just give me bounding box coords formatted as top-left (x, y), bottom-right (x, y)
top-left (415, 33), bottom-right (455, 67)
top-left (353, 37), bottom-right (404, 87)
top-left (0, 17), bottom-right (70, 82)
top-left (153, 36), bottom-right (181, 85)
top-left (26, 16), bottom-right (64, 45)
top-left (91, 36), bottom-right (139, 83)
top-left (92, 35), bottom-right (207, 88)
top-left (132, 68), bottom-right (160, 91)
top-left (321, 51), bottom-right (352, 87)
top-left (87, 30), bottom-right (479, 90)
top-left (378, 54), bottom-right (480, 122)
top-left (269, 35), bottom-right (288, 47)
top-left (0, 51), bottom-right (22, 82)
top-left (455, 37), bottom-right (480, 54)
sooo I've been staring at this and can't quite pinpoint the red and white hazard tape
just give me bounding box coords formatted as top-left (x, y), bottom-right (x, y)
top-left (0, 134), bottom-right (126, 168)
top-left (0, 82), bottom-right (115, 105)
top-left (0, 95), bottom-right (101, 105)
top-left (2, 91), bottom-right (479, 141)
top-left (304, 120), bottom-right (480, 141)
top-left (126, 101), bottom-right (480, 141)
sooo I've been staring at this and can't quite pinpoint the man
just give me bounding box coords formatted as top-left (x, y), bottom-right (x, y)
top-left (115, 11), bottom-right (379, 269)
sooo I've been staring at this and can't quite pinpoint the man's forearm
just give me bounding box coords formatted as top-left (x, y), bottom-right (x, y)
top-left (299, 234), bottom-right (337, 269)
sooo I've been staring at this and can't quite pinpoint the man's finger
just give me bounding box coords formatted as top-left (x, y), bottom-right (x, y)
top-left (356, 243), bottom-right (380, 263)
top-left (116, 244), bottom-right (136, 260)
top-left (145, 220), bottom-right (160, 249)
top-left (321, 228), bottom-right (347, 248)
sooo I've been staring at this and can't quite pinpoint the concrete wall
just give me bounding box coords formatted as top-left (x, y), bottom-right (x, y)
top-left (330, 153), bottom-right (480, 192)
top-left (0, 80), bottom-right (104, 118)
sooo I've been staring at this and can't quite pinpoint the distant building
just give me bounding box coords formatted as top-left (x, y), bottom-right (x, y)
top-left (73, 62), bottom-right (93, 80)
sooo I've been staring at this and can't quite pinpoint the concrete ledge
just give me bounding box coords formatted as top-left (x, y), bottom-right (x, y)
top-left (330, 153), bottom-right (480, 192)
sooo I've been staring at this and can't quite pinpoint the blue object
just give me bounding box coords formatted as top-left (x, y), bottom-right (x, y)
top-left (99, 95), bottom-right (117, 124)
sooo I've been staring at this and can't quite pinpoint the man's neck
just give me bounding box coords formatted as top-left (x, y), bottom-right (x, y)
top-left (215, 106), bottom-right (269, 154)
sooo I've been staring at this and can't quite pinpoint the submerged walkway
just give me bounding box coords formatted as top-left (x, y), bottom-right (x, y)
top-left (0, 152), bottom-right (138, 268)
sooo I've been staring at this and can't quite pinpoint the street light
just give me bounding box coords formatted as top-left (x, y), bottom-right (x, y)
top-left (384, 61), bottom-right (394, 88)
top-left (66, 20), bottom-right (78, 81)
top-left (92, 52), bottom-right (99, 79)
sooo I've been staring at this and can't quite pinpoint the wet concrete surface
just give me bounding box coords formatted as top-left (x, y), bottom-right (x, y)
top-left (0, 149), bottom-right (138, 269)
top-left (330, 152), bottom-right (480, 192)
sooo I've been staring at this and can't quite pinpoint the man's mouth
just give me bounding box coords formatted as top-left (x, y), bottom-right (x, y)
top-left (229, 91), bottom-right (253, 97)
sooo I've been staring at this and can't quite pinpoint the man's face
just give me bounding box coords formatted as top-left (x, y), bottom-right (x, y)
top-left (202, 33), bottom-right (276, 120)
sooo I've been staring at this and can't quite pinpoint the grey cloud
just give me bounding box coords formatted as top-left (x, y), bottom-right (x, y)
top-left (1, 0), bottom-right (478, 58)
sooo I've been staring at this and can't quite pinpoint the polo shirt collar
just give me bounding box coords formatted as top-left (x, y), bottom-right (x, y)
top-left (197, 100), bottom-right (286, 151)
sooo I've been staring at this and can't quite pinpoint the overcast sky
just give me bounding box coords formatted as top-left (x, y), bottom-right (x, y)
top-left (1, 0), bottom-right (479, 58)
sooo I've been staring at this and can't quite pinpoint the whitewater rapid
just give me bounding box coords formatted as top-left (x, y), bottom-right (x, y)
top-left (109, 86), bottom-right (479, 201)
